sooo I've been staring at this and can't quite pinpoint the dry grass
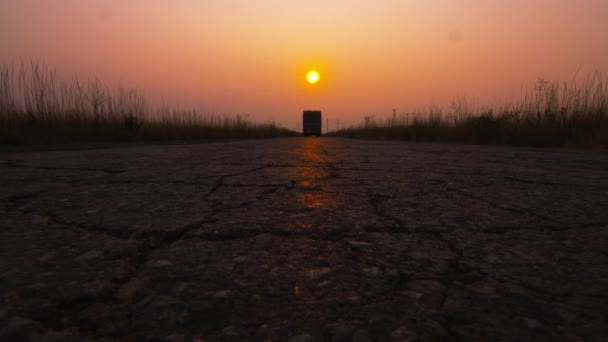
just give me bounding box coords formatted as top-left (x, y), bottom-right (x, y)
top-left (0, 61), bottom-right (297, 145)
top-left (329, 74), bottom-right (608, 148)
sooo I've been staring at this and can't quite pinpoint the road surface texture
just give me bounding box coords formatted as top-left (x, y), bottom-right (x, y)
top-left (1, 138), bottom-right (607, 341)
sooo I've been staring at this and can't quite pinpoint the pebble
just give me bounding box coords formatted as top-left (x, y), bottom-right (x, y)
top-left (352, 331), bottom-right (374, 342)
top-left (250, 294), bottom-right (263, 304)
top-left (329, 325), bottom-right (355, 342)
top-left (25, 282), bottom-right (47, 294)
top-left (221, 326), bottom-right (240, 341)
top-left (0, 317), bottom-right (43, 341)
top-left (41, 331), bottom-right (80, 342)
top-left (287, 334), bottom-right (315, 342)
top-left (369, 317), bottom-right (392, 341)
top-left (348, 240), bottom-right (373, 249)
top-left (131, 295), bottom-right (186, 327)
top-left (415, 224), bottom-right (448, 233)
top-left (214, 290), bottom-right (231, 299)
top-left (77, 281), bottom-right (114, 302)
top-left (265, 287), bottom-right (277, 296)
top-left (391, 326), bottom-right (415, 341)
top-left (307, 267), bottom-right (332, 280)
top-left (31, 215), bottom-right (49, 225)
top-left (75, 250), bottom-right (102, 264)
top-left (104, 244), bottom-right (137, 260)
top-left (38, 252), bottom-right (57, 262)
top-left (79, 302), bottom-right (127, 332)
top-left (146, 258), bottom-right (174, 268)
top-left (523, 317), bottom-right (545, 331)
top-left (384, 268), bottom-right (399, 277)
top-left (233, 255), bottom-right (248, 263)
top-left (173, 282), bottom-right (192, 297)
top-left (348, 296), bottom-right (363, 304)
top-left (18, 298), bottom-right (57, 322)
top-left (315, 280), bottom-right (331, 288)
top-left (254, 234), bottom-right (274, 250)
top-left (40, 271), bottom-right (57, 278)
top-left (162, 333), bottom-right (190, 342)
top-left (402, 290), bottom-right (423, 300)
top-left (362, 266), bottom-right (382, 277)
top-left (119, 278), bottom-right (143, 301)
top-left (0, 269), bottom-right (17, 278)
top-left (419, 318), bottom-right (447, 337)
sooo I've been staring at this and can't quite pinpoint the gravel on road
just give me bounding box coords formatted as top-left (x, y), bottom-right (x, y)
top-left (1, 138), bottom-right (607, 341)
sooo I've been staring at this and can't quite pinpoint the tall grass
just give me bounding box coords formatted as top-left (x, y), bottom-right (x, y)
top-left (330, 74), bottom-right (608, 148)
top-left (0, 61), bottom-right (297, 145)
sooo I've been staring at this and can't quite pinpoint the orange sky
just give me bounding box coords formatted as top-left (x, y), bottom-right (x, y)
top-left (2, 0), bottom-right (607, 130)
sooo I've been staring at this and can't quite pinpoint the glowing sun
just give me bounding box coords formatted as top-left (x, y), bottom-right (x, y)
top-left (306, 70), bottom-right (320, 84)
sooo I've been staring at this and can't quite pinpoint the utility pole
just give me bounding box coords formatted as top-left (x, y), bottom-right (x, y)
top-left (326, 118), bottom-right (329, 134)
top-left (393, 108), bottom-right (396, 127)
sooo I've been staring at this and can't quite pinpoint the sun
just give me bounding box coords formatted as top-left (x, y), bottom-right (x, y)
top-left (306, 70), bottom-right (320, 84)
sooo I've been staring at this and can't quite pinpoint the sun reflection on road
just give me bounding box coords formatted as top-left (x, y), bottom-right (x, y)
top-left (301, 193), bottom-right (324, 209)
top-left (292, 138), bottom-right (332, 212)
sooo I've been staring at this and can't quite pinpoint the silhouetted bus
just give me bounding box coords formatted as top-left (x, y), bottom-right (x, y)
top-left (303, 110), bottom-right (322, 136)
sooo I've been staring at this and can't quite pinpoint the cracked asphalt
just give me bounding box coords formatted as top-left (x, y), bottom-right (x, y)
top-left (1, 138), bottom-right (607, 341)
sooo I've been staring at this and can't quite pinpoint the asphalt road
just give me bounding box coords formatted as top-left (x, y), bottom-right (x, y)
top-left (1, 138), bottom-right (607, 341)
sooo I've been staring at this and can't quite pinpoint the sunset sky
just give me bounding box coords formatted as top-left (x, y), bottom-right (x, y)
top-left (2, 0), bottom-right (607, 130)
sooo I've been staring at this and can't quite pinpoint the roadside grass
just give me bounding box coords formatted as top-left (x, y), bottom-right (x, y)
top-left (0, 62), bottom-right (297, 145)
top-left (329, 75), bottom-right (608, 148)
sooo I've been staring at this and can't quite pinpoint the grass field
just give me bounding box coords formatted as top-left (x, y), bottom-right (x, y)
top-left (0, 62), bottom-right (297, 145)
top-left (3, 62), bottom-right (607, 148)
top-left (329, 74), bottom-right (608, 148)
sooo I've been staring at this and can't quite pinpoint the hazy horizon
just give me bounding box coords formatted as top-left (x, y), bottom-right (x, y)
top-left (2, 0), bottom-right (608, 130)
